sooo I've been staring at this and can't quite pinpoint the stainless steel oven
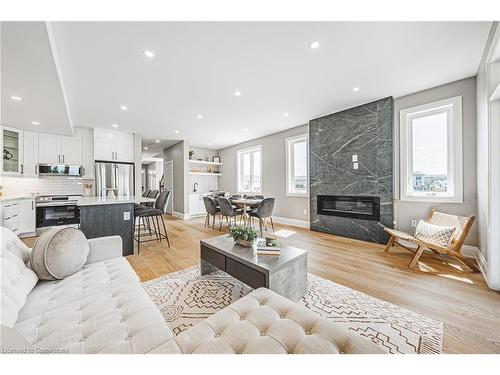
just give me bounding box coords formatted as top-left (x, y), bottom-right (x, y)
top-left (35, 195), bottom-right (82, 230)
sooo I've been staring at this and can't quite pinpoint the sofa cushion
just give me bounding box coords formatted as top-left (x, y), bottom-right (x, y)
top-left (30, 227), bottom-right (90, 280)
top-left (174, 288), bottom-right (385, 354)
top-left (14, 257), bottom-right (180, 354)
top-left (0, 227), bottom-right (38, 328)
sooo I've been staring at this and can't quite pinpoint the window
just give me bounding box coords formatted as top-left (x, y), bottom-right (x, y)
top-left (286, 134), bottom-right (308, 196)
top-left (399, 96), bottom-right (463, 203)
top-left (237, 145), bottom-right (262, 193)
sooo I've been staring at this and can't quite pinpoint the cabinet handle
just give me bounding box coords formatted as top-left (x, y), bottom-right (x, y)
top-left (21, 164), bottom-right (24, 174)
top-left (32, 201), bottom-right (34, 210)
top-left (62, 155), bottom-right (65, 163)
top-left (35, 165), bottom-right (37, 174)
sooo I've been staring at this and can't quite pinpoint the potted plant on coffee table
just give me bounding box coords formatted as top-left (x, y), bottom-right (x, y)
top-left (229, 225), bottom-right (258, 247)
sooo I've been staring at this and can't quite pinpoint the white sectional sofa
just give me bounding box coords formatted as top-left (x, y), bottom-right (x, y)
top-left (0, 227), bottom-right (384, 354)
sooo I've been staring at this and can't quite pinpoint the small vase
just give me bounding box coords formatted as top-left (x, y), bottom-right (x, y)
top-left (235, 239), bottom-right (254, 247)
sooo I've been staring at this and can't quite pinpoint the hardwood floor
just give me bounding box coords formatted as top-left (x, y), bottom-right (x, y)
top-left (126, 214), bottom-right (500, 354)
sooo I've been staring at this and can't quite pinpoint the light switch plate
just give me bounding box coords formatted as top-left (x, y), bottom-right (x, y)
top-left (124, 212), bottom-right (131, 221)
top-left (352, 154), bottom-right (358, 162)
top-left (353, 162), bottom-right (359, 170)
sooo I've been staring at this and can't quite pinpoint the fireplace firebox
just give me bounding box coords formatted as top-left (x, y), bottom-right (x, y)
top-left (317, 195), bottom-right (380, 221)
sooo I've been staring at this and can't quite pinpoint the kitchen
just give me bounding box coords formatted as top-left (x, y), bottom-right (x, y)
top-left (0, 124), bottom-right (150, 255)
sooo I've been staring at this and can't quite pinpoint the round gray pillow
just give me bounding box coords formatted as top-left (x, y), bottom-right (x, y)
top-left (30, 227), bottom-right (89, 280)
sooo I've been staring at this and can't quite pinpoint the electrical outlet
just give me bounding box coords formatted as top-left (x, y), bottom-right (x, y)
top-left (411, 220), bottom-right (417, 228)
top-left (353, 162), bottom-right (359, 170)
top-left (303, 208), bottom-right (307, 215)
top-left (124, 212), bottom-right (130, 221)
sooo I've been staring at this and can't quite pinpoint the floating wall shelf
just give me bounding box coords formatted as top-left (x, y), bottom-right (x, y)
top-left (188, 159), bottom-right (222, 166)
top-left (188, 172), bottom-right (222, 176)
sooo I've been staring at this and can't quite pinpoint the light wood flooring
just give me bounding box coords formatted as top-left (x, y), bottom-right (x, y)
top-left (126, 214), bottom-right (500, 354)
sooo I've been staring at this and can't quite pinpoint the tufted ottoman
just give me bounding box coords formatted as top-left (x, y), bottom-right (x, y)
top-left (159, 288), bottom-right (385, 354)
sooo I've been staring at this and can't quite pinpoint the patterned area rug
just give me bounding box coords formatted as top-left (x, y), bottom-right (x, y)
top-left (143, 266), bottom-right (443, 354)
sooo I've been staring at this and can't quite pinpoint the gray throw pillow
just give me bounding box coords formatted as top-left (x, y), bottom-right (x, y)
top-left (30, 227), bottom-right (90, 280)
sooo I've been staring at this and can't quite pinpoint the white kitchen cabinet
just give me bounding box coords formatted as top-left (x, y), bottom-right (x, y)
top-left (1, 200), bottom-right (20, 235)
top-left (189, 193), bottom-right (206, 216)
top-left (60, 135), bottom-right (82, 165)
top-left (39, 133), bottom-right (82, 165)
top-left (94, 128), bottom-right (134, 163)
top-left (38, 133), bottom-right (62, 164)
top-left (1, 126), bottom-right (23, 175)
top-left (75, 127), bottom-right (94, 178)
top-left (22, 131), bottom-right (39, 177)
top-left (18, 198), bottom-right (36, 236)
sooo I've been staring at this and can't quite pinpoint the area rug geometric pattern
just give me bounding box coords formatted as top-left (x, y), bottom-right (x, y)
top-left (142, 266), bottom-right (443, 354)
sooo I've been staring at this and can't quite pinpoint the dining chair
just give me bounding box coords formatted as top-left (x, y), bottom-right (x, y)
top-left (142, 189), bottom-right (151, 197)
top-left (218, 197), bottom-right (245, 231)
top-left (203, 196), bottom-right (220, 230)
top-left (147, 189), bottom-right (160, 199)
top-left (255, 195), bottom-right (264, 199)
top-left (248, 198), bottom-right (275, 237)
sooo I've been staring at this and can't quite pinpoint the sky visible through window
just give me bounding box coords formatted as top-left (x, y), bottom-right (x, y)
top-left (411, 112), bottom-right (448, 175)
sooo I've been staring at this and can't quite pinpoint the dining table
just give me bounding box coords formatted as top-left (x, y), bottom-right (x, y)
top-left (230, 198), bottom-right (262, 226)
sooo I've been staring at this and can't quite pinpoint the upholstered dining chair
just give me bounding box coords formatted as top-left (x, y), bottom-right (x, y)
top-left (248, 198), bottom-right (275, 237)
top-left (142, 189), bottom-right (151, 197)
top-left (203, 196), bottom-right (220, 230)
top-left (147, 189), bottom-right (160, 199)
top-left (218, 197), bottom-right (244, 231)
top-left (384, 209), bottom-right (477, 271)
top-left (255, 195), bottom-right (264, 199)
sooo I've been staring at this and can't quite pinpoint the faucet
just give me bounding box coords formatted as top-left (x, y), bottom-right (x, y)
top-left (193, 182), bottom-right (198, 192)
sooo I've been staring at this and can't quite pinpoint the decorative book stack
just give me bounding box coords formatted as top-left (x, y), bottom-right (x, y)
top-left (256, 236), bottom-right (281, 256)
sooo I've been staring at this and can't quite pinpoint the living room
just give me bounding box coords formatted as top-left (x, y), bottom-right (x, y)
top-left (1, 0), bottom-right (500, 373)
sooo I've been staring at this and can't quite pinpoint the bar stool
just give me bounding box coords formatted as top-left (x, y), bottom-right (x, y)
top-left (134, 190), bottom-right (171, 253)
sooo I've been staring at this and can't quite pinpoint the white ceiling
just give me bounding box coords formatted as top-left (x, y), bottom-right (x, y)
top-left (1, 22), bottom-right (72, 135)
top-left (2, 22), bottom-right (492, 149)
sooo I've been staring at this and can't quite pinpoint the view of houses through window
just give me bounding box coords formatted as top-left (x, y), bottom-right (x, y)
top-left (237, 146), bottom-right (262, 193)
top-left (287, 134), bottom-right (308, 195)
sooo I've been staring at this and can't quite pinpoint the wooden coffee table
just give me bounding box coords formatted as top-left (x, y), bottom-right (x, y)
top-left (200, 234), bottom-right (307, 301)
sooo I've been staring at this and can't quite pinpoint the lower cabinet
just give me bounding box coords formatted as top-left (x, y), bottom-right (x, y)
top-left (189, 194), bottom-right (206, 216)
top-left (1, 198), bottom-right (36, 237)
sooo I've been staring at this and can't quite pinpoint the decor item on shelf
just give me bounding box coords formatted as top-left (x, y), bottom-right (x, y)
top-left (208, 167), bottom-right (212, 173)
top-left (213, 156), bottom-right (220, 163)
top-left (0, 185), bottom-right (3, 197)
top-left (189, 151), bottom-right (194, 159)
top-left (83, 183), bottom-right (93, 196)
top-left (229, 225), bottom-right (257, 247)
top-left (3, 149), bottom-right (13, 160)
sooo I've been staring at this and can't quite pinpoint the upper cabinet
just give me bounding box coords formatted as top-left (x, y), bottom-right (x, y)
top-left (1, 127), bottom-right (23, 175)
top-left (23, 131), bottom-right (39, 177)
top-left (94, 128), bottom-right (134, 163)
top-left (38, 133), bottom-right (83, 165)
top-left (75, 128), bottom-right (94, 178)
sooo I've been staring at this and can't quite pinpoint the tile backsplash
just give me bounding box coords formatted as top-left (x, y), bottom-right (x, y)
top-left (1, 176), bottom-right (94, 196)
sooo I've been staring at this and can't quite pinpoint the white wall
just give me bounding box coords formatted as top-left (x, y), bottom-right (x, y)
top-left (163, 141), bottom-right (188, 214)
top-left (218, 124), bottom-right (309, 224)
top-left (394, 77), bottom-right (478, 246)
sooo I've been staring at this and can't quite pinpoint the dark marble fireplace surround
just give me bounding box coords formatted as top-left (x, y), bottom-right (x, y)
top-left (309, 97), bottom-right (393, 244)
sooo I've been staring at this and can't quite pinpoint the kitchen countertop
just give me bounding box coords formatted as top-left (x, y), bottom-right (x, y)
top-left (77, 196), bottom-right (156, 207)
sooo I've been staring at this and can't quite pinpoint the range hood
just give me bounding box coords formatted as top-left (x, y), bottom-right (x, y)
top-left (37, 164), bottom-right (84, 177)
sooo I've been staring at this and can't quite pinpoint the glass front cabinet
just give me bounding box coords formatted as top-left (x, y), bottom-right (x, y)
top-left (1, 126), bottom-right (23, 175)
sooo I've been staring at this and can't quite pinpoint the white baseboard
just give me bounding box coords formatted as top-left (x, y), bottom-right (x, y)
top-left (461, 245), bottom-right (489, 284)
top-left (172, 211), bottom-right (190, 220)
top-left (272, 216), bottom-right (310, 229)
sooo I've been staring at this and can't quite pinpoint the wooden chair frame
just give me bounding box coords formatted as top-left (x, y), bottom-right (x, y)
top-left (384, 209), bottom-right (478, 271)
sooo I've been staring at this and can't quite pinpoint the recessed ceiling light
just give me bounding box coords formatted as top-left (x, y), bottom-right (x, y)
top-left (144, 147), bottom-right (148, 150)
top-left (283, 113), bottom-right (289, 117)
top-left (216, 137), bottom-right (221, 142)
top-left (143, 50), bottom-right (155, 58)
top-left (31, 121), bottom-right (40, 125)
top-left (309, 41), bottom-right (320, 49)
top-left (234, 90), bottom-right (242, 97)
top-left (243, 128), bottom-right (248, 132)
top-left (120, 105), bottom-right (128, 111)
top-left (208, 143), bottom-right (212, 146)
top-left (112, 124), bottom-right (118, 128)
top-left (197, 114), bottom-right (203, 119)
top-left (155, 139), bottom-right (160, 143)
top-left (10, 95), bottom-right (22, 101)
top-left (174, 130), bottom-right (180, 134)
top-left (352, 87), bottom-right (360, 92)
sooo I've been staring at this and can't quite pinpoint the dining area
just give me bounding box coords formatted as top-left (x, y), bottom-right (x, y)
top-left (203, 193), bottom-right (275, 236)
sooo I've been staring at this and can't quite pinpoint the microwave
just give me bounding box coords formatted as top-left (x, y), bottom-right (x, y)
top-left (37, 164), bottom-right (84, 177)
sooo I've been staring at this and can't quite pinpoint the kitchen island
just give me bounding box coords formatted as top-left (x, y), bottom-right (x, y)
top-left (78, 196), bottom-right (155, 256)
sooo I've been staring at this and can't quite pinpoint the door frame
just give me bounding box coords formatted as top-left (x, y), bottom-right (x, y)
top-left (164, 160), bottom-right (174, 215)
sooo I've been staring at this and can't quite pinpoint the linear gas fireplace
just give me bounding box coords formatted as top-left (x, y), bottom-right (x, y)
top-left (317, 195), bottom-right (380, 221)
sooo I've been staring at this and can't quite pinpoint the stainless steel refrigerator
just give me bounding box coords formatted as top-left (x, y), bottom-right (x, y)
top-left (94, 162), bottom-right (135, 197)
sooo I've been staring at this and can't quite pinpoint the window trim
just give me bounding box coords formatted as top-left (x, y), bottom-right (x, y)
top-left (399, 96), bottom-right (463, 203)
top-left (236, 145), bottom-right (263, 194)
top-left (286, 133), bottom-right (309, 197)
